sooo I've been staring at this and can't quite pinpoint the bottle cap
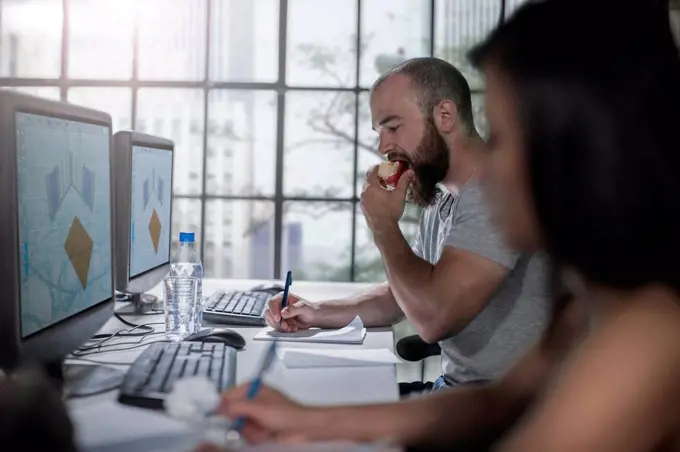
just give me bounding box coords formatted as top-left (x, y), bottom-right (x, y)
top-left (179, 232), bottom-right (195, 243)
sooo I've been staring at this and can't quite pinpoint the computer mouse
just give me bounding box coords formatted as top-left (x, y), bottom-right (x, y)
top-left (184, 327), bottom-right (246, 351)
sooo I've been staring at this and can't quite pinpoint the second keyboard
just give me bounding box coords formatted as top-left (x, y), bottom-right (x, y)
top-left (203, 290), bottom-right (271, 326)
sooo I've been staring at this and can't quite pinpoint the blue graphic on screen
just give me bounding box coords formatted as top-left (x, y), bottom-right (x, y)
top-left (16, 112), bottom-right (112, 338)
top-left (129, 146), bottom-right (172, 278)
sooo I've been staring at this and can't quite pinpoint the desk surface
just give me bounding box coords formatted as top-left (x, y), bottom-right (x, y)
top-left (69, 279), bottom-right (398, 409)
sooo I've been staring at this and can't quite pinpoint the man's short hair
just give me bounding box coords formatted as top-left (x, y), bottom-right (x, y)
top-left (371, 57), bottom-right (476, 131)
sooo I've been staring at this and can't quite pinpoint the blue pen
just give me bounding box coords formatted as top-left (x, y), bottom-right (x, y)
top-left (230, 339), bottom-right (278, 435)
top-left (278, 271), bottom-right (293, 328)
top-left (230, 272), bottom-right (292, 436)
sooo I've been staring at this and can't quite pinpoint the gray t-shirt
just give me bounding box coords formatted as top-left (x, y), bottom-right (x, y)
top-left (412, 181), bottom-right (549, 385)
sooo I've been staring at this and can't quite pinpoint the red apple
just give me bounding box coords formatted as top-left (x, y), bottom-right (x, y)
top-left (378, 161), bottom-right (408, 190)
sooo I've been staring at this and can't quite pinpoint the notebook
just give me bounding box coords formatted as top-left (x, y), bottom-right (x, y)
top-left (253, 315), bottom-right (367, 344)
top-left (276, 348), bottom-right (401, 368)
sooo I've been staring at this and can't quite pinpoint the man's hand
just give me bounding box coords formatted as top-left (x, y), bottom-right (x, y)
top-left (214, 383), bottom-right (313, 445)
top-left (264, 293), bottom-right (319, 333)
top-left (360, 165), bottom-right (414, 235)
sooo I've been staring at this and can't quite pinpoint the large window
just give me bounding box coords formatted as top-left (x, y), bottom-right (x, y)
top-left (0, 0), bottom-right (521, 282)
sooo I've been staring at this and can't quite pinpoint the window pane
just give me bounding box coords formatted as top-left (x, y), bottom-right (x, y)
top-left (3, 86), bottom-right (61, 100)
top-left (354, 204), bottom-right (384, 282)
top-left (68, 88), bottom-right (132, 131)
top-left (137, 0), bottom-right (207, 80)
top-left (360, 0), bottom-right (431, 87)
top-left (137, 89), bottom-right (205, 195)
top-left (356, 91), bottom-right (382, 194)
top-left (284, 91), bottom-right (356, 198)
top-left (210, 0), bottom-right (279, 82)
top-left (204, 200), bottom-right (275, 278)
top-left (283, 202), bottom-right (353, 281)
top-left (353, 203), bottom-right (420, 282)
top-left (67, 0), bottom-right (134, 79)
top-left (287, 0), bottom-right (357, 87)
top-left (0, 0), bottom-right (62, 78)
top-left (171, 198), bottom-right (203, 254)
top-left (434, 0), bottom-right (501, 90)
top-left (207, 90), bottom-right (277, 196)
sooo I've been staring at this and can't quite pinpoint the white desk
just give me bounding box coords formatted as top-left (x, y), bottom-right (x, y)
top-left (68, 279), bottom-right (399, 450)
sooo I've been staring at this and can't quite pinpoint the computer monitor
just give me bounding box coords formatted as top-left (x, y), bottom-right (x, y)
top-left (0, 90), bottom-right (115, 373)
top-left (112, 131), bottom-right (173, 312)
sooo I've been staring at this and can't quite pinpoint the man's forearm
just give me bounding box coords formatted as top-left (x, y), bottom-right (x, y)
top-left (372, 226), bottom-right (440, 331)
top-left (316, 283), bottom-right (404, 328)
top-left (298, 384), bottom-right (519, 448)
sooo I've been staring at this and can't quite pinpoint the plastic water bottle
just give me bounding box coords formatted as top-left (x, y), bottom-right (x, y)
top-left (170, 232), bottom-right (204, 333)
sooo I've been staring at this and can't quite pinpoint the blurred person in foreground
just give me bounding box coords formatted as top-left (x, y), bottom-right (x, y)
top-left (0, 366), bottom-right (76, 451)
top-left (266, 56), bottom-right (550, 394)
top-left (200, 0), bottom-right (680, 450)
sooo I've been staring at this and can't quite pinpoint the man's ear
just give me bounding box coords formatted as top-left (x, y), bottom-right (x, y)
top-left (432, 100), bottom-right (458, 134)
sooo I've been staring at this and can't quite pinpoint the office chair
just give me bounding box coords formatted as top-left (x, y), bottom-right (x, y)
top-left (396, 334), bottom-right (441, 396)
top-left (396, 334), bottom-right (441, 363)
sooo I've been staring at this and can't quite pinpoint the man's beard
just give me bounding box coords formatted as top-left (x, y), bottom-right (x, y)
top-left (406, 120), bottom-right (450, 207)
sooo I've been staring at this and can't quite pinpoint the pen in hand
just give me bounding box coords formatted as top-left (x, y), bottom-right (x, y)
top-left (229, 339), bottom-right (278, 436)
top-left (228, 271), bottom-right (293, 439)
top-left (278, 271), bottom-right (293, 328)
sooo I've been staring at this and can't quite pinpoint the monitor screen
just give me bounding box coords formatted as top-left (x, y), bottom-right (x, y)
top-left (129, 145), bottom-right (172, 279)
top-left (16, 112), bottom-right (112, 338)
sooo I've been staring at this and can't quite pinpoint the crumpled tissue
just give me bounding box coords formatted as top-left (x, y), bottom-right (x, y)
top-left (164, 376), bottom-right (221, 420)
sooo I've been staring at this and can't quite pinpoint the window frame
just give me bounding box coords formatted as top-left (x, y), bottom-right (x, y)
top-left (0, 0), bottom-right (508, 280)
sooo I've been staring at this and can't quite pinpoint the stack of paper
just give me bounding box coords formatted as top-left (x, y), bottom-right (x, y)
top-left (276, 348), bottom-right (401, 368)
top-left (254, 316), bottom-right (367, 344)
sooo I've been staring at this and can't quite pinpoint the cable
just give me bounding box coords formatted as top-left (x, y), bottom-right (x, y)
top-left (114, 312), bottom-right (165, 326)
top-left (79, 328), bottom-right (162, 351)
top-left (77, 319), bottom-right (165, 355)
top-left (70, 336), bottom-right (170, 358)
top-left (90, 322), bottom-right (157, 342)
top-left (64, 313), bottom-right (170, 398)
top-left (121, 309), bottom-right (164, 316)
top-left (114, 312), bottom-right (147, 328)
top-left (90, 314), bottom-right (158, 340)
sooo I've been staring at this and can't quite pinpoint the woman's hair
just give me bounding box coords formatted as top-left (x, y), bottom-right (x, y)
top-left (0, 366), bottom-right (76, 451)
top-left (469, 0), bottom-right (680, 293)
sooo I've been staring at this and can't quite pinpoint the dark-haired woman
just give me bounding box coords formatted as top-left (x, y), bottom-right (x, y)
top-left (201, 1), bottom-right (680, 450)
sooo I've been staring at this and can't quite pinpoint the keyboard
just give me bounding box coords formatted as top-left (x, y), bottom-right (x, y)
top-left (118, 341), bottom-right (236, 409)
top-left (202, 290), bottom-right (273, 326)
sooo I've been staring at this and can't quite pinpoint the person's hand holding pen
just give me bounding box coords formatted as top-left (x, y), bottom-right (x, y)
top-left (264, 292), bottom-right (319, 333)
top-left (199, 384), bottom-right (312, 447)
top-left (193, 385), bottom-right (311, 450)
top-left (194, 272), bottom-right (307, 451)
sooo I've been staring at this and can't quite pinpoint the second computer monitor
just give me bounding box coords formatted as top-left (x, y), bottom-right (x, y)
top-left (113, 131), bottom-right (174, 301)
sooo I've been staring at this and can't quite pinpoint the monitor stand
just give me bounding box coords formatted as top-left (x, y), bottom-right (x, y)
top-left (45, 359), bottom-right (125, 398)
top-left (115, 292), bottom-right (161, 315)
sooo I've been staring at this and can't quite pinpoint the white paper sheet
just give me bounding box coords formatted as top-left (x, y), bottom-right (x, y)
top-left (69, 400), bottom-right (198, 452)
top-left (70, 401), bottom-right (402, 452)
top-left (253, 315), bottom-right (367, 344)
top-left (239, 443), bottom-right (402, 451)
top-left (276, 348), bottom-right (401, 368)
